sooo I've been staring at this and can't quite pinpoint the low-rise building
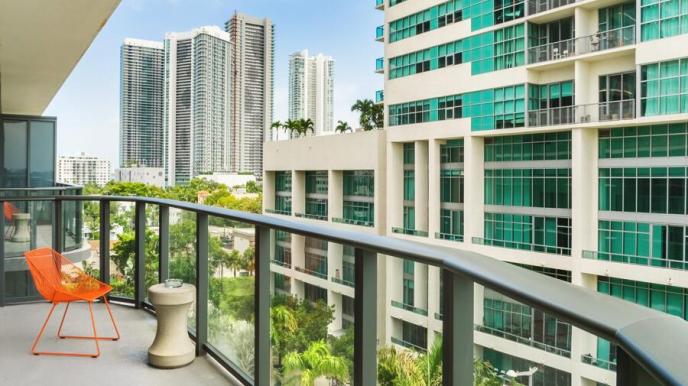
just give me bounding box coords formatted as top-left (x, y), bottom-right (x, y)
top-left (57, 153), bottom-right (111, 186)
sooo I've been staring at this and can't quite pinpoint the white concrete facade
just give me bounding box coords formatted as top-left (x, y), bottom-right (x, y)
top-left (57, 153), bottom-right (111, 186)
top-left (114, 167), bottom-right (165, 187)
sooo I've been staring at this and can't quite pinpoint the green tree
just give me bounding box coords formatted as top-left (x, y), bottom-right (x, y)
top-left (283, 340), bottom-right (349, 386)
top-left (335, 120), bottom-right (352, 133)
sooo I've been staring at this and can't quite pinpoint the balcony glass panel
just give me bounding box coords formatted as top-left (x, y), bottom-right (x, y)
top-left (109, 201), bottom-right (136, 298)
top-left (168, 208), bottom-right (196, 329)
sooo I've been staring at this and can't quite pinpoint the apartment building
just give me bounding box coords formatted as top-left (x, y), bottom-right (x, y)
top-left (288, 49), bottom-right (335, 136)
top-left (264, 0), bottom-right (688, 385)
top-left (57, 153), bottom-right (111, 186)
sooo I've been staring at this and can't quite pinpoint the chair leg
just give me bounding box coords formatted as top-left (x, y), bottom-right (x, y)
top-left (57, 298), bottom-right (120, 341)
top-left (32, 302), bottom-right (100, 358)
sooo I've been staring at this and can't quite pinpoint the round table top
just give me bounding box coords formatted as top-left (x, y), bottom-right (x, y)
top-left (148, 283), bottom-right (195, 305)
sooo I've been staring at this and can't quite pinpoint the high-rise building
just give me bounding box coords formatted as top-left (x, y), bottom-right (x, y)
top-left (263, 1), bottom-right (688, 385)
top-left (57, 153), bottom-right (111, 186)
top-left (225, 13), bottom-right (274, 176)
top-left (288, 49), bottom-right (335, 136)
top-left (163, 26), bottom-right (231, 186)
top-left (119, 38), bottom-right (165, 169)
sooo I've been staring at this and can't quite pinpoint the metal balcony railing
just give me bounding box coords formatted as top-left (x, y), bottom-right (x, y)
top-left (375, 89), bottom-right (384, 104)
top-left (375, 0), bottom-right (384, 9)
top-left (583, 250), bottom-right (688, 271)
top-left (265, 208), bottom-right (291, 216)
top-left (391, 227), bottom-right (429, 237)
top-left (270, 259), bottom-right (292, 269)
top-left (391, 300), bottom-right (429, 316)
top-left (472, 236), bottom-right (572, 255)
top-left (527, 99), bottom-right (636, 127)
top-left (528, 26), bottom-right (636, 64)
top-left (332, 216), bottom-right (374, 227)
top-left (294, 212), bottom-right (327, 221)
top-left (1, 194), bottom-right (687, 385)
top-left (528, 0), bottom-right (577, 14)
top-left (582, 353), bottom-right (617, 371)
top-left (376, 25), bottom-right (384, 41)
top-left (435, 232), bottom-right (464, 242)
top-left (390, 336), bottom-right (427, 352)
top-left (475, 324), bottom-right (571, 358)
top-left (294, 265), bottom-right (328, 280)
top-left (375, 57), bottom-right (384, 73)
top-left (331, 276), bottom-right (355, 287)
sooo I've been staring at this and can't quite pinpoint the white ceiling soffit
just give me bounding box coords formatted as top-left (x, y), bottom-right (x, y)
top-left (0, 0), bottom-right (120, 115)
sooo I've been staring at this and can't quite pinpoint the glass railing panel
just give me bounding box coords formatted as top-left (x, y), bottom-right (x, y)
top-left (168, 208), bottom-right (197, 329)
top-left (144, 204), bottom-right (160, 301)
top-left (528, 0), bottom-right (577, 14)
top-left (270, 234), bottom-right (355, 385)
top-left (527, 26), bottom-right (636, 65)
top-left (526, 99), bottom-right (636, 127)
top-left (108, 201), bottom-right (136, 298)
top-left (207, 215), bottom-right (255, 380)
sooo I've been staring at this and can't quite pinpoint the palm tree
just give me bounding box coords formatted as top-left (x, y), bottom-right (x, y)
top-left (228, 249), bottom-right (242, 276)
top-left (271, 120), bottom-right (283, 134)
top-left (335, 120), bottom-right (351, 133)
top-left (351, 99), bottom-right (375, 131)
top-left (372, 102), bottom-right (384, 129)
top-left (283, 340), bottom-right (349, 386)
top-left (284, 119), bottom-right (298, 138)
top-left (302, 118), bottom-right (315, 136)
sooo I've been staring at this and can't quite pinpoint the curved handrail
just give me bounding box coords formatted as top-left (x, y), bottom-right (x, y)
top-left (2, 194), bottom-right (687, 385)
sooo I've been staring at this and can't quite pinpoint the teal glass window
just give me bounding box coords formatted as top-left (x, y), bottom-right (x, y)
top-left (640, 0), bottom-right (688, 41)
top-left (403, 170), bottom-right (415, 201)
top-left (275, 171), bottom-right (292, 192)
top-left (528, 17), bottom-right (574, 47)
top-left (403, 206), bottom-right (415, 229)
top-left (343, 201), bottom-right (375, 225)
top-left (463, 0), bottom-right (525, 31)
top-left (484, 168), bottom-right (571, 209)
top-left (274, 171), bottom-right (292, 214)
top-left (483, 213), bottom-right (572, 255)
top-left (389, 1), bottom-right (463, 42)
top-left (599, 71), bottom-right (636, 104)
top-left (598, 277), bottom-right (688, 320)
top-left (403, 143), bottom-right (415, 164)
top-left (641, 58), bottom-right (688, 115)
top-left (528, 80), bottom-right (575, 110)
top-left (598, 167), bottom-right (688, 215)
top-left (599, 3), bottom-right (637, 32)
top-left (304, 283), bottom-right (327, 303)
top-left (483, 348), bottom-right (571, 385)
top-left (440, 139), bottom-right (465, 163)
top-left (305, 198), bottom-right (327, 219)
top-left (465, 84), bottom-right (525, 130)
top-left (485, 132), bottom-right (572, 161)
top-left (440, 170), bottom-right (464, 203)
top-left (305, 170), bottom-right (328, 194)
top-left (401, 321), bottom-right (427, 349)
top-left (343, 170), bottom-right (374, 197)
top-left (440, 209), bottom-right (464, 240)
top-left (599, 124), bottom-right (688, 158)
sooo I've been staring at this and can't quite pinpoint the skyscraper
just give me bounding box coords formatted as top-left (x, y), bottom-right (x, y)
top-left (288, 49), bottom-right (335, 136)
top-left (163, 26), bottom-right (231, 186)
top-left (225, 12), bottom-right (274, 176)
top-left (119, 38), bottom-right (165, 168)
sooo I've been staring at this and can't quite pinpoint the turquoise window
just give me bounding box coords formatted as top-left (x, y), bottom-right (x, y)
top-left (403, 170), bottom-right (415, 201)
top-left (343, 170), bottom-right (374, 197)
top-left (463, 0), bottom-right (525, 31)
top-left (389, 0), bottom-right (463, 42)
top-left (640, 0), bottom-right (688, 41)
top-left (484, 168), bottom-right (571, 209)
top-left (483, 213), bottom-right (572, 255)
top-left (440, 139), bottom-right (465, 162)
top-left (305, 198), bottom-right (327, 219)
top-left (342, 201), bottom-right (375, 225)
top-left (599, 124), bottom-right (688, 158)
top-left (599, 3), bottom-right (637, 32)
top-left (403, 143), bottom-right (415, 164)
top-left (641, 58), bottom-right (688, 115)
top-left (440, 209), bottom-right (464, 240)
top-left (305, 170), bottom-right (328, 194)
top-left (275, 171), bottom-right (291, 192)
top-left (598, 167), bottom-right (688, 215)
top-left (403, 206), bottom-right (415, 229)
top-left (465, 84), bottom-right (525, 130)
top-left (528, 81), bottom-right (574, 110)
top-left (485, 132), bottom-right (572, 161)
top-left (483, 348), bottom-right (571, 385)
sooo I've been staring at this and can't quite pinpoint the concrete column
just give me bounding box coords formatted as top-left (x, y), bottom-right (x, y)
top-left (328, 170), bottom-right (343, 221)
top-left (414, 141), bottom-right (429, 232)
top-left (463, 136), bottom-right (484, 246)
top-left (428, 139), bottom-right (442, 238)
top-left (292, 234), bottom-right (305, 275)
top-left (387, 142), bottom-right (404, 231)
top-left (292, 279), bottom-right (304, 299)
top-left (292, 170), bottom-right (305, 215)
top-left (571, 127), bottom-right (598, 284)
top-left (329, 242), bottom-right (343, 281)
top-left (415, 262), bottom-right (428, 311)
top-left (574, 7), bottom-right (596, 38)
top-left (473, 284), bottom-right (485, 325)
top-left (574, 61), bottom-right (593, 105)
top-left (329, 292), bottom-right (343, 333)
top-left (427, 265), bottom-right (441, 317)
top-left (263, 171), bottom-right (275, 212)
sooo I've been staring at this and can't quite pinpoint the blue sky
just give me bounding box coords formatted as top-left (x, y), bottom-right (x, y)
top-left (45, 0), bottom-right (382, 166)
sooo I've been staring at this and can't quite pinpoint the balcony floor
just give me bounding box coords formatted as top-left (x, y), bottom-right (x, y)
top-left (0, 302), bottom-right (238, 386)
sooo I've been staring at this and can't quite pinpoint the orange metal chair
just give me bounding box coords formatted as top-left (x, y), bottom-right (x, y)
top-left (25, 247), bottom-right (120, 358)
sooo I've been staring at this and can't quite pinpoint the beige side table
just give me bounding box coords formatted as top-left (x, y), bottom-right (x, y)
top-left (148, 283), bottom-right (196, 368)
top-left (11, 213), bottom-right (30, 242)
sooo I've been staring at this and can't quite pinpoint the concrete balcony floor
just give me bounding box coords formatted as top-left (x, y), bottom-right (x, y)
top-left (0, 302), bottom-right (238, 386)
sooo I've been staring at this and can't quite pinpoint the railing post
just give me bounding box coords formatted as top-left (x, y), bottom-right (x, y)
top-left (53, 197), bottom-right (63, 253)
top-left (195, 213), bottom-right (209, 356)
top-left (99, 199), bottom-right (110, 284)
top-left (254, 226), bottom-right (271, 385)
top-left (134, 201), bottom-right (145, 308)
top-left (354, 247), bottom-right (377, 385)
top-left (443, 269), bottom-right (474, 386)
top-left (0, 200), bottom-right (4, 307)
top-left (616, 348), bottom-right (662, 386)
top-left (159, 205), bottom-right (169, 283)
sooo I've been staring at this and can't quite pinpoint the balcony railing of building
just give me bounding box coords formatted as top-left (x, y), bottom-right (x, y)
top-left (528, 26), bottom-right (636, 65)
top-left (376, 25), bottom-right (384, 41)
top-left (527, 99), bottom-right (636, 127)
top-left (375, 0), bottom-right (384, 10)
top-left (582, 353), bottom-right (618, 371)
top-left (391, 227), bottom-right (429, 237)
top-left (375, 89), bottom-right (384, 104)
top-left (391, 300), bottom-right (429, 316)
top-left (294, 265), bottom-right (328, 280)
top-left (1, 194), bottom-right (686, 386)
top-left (475, 324), bottom-right (572, 358)
top-left (435, 232), bottom-right (464, 242)
top-left (332, 217), bottom-right (374, 227)
top-left (583, 250), bottom-right (688, 271)
top-left (265, 208), bottom-right (291, 216)
top-left (270, 258), bottom-right (292, 269)
top-left (472, 236), bottom-right (572, 255)
top-left (434, 312), bottom-right (444, 320)
top-left (294, 212), bottom-right (327, 221)
top-left (390, 336), bottom-right (427, 352)
top-left (528, 0), bottom-right (577, 15)
top-left (376, 57), bottom-right (384, 73)
top-left (332, 276), bottom-right (355, 288)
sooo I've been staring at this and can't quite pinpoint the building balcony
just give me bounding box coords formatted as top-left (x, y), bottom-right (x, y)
top-left (332, 217), bottom-right (374, 227)
top-left (527, 0), bottom-right (577, 15)
top-left (390, 336), bottom-right (426, 352)
top-left (582, 353), bottom-right (617, 371)
top-left (375, 57), bottom-right (384, 74)
top-left (391, 227), bottom-right (429, 237)
top-left (527, 99), bottom-right (636, 127)
top-left (294, 211), bottom-right (327, 221)
top-left (375, 89), bottom-right (384, 104)
top-left (376, 25), bottom-right (384, 42)
top-left (271, 258), bottom-right (292, 269)
top-left (375, 0), bottom-right (385, 10)
top-left (391, 300), bottom-right (428, 316)
top-left (265, 208), bottom-right (291, 216)
top-left (472, 236), bottom-right (572, 255)
top-left (475, 324), bottom-right (571, 358)
top-left (294, 266), bottom-right (328, 280)
top-left (331, 276), bottom-right (355, 287)
top-left (583, 250), bottom-right (688, 271)
top-left (435, 232), bottom-right (464, 242)
top-left (527, 26), bottom-right (636, 65)
top-left (0, 193), bottom-right (686, 385)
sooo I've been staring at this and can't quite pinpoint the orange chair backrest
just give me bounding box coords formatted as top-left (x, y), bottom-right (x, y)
top-left (25, 248), bottom-right (64, 301)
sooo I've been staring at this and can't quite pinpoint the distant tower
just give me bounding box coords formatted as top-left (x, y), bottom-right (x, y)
top-left (163, 26), bottom-right (231, 186)
top-left (226, 12), bottom-right (275, 176)
top-left (288, 49), bottom-right (335, 136)
top-left (119, 39), bottom-right (165, 168)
